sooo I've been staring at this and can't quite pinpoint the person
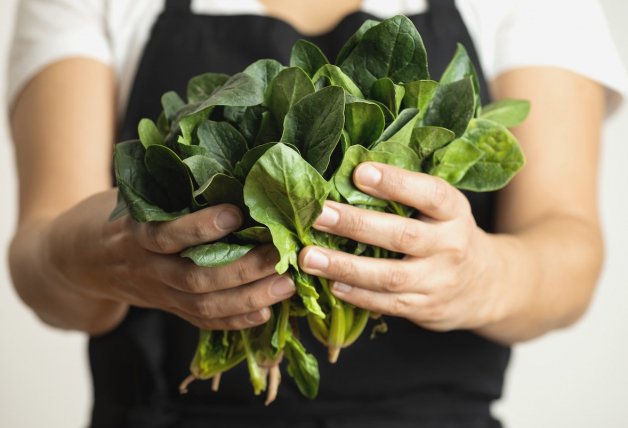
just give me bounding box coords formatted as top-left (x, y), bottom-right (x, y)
top-left (6, 0), bottom-right (627, 426)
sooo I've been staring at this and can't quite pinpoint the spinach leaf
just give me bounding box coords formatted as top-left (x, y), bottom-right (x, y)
top-left (290, 39), bottom-right (330, 77)
top-left (144, 144), bottom-right (193, 211)
top-left (312, 64), bottom-right (364, 98)
top-left (410, 126), bottom-right (456, 159)
top-left (335, 19), bottom-right (379, 64)
top-left (422, 77), bottom-right (475, 138)
top-left (294, 270), bottom-right (325, 319)
top-left (480, 99), bottom-right (531, 128)
top-left (197, 121), bottom-right (249, 174)
top-left (265, 67), bottom-right (315, 127)
top-left (233, 226), bottom-right (272, 244)
top-left (181, 242), bottom-right (254, 267)
top-left (138, 118), bottom-right (164, 148)
top-left (440, 44), bottom-right (480, 108)
top-left (454, 119), bottom-right (526, 191)
top-left (284, 334), bottom-right (320, 399)
top-left (161, 91), bottom-right (185, 122)
top-left (195, 173), bottom-right (245, 210)
top-left (401, 80), bottom-right (438, 116)
top-left (190, 72), bottom-right (265, 114)
top-left (182, 155), bottom-right (225, 187)
top-left (373, 108), bottom-right (419, 147)
top-left (340, 15), bottom-right (429, 95)
top-left (243, 59), bottom-right (285, 91)
top-left (281, 86), bottom-right (345, 174)
top-left (223, 105), bottom-right (265, 145)
top-left (344, 101), bottom-right (385, 148)
top-left (187, 72), bottom-right (230, 103)
top-left (370, 77), bottom-right (405, 116)
top-left (429, 138), bottom-right (484, 185)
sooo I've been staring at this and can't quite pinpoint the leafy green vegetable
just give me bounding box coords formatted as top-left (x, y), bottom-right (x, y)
top-left (111, 15), bottom-right (528, 403)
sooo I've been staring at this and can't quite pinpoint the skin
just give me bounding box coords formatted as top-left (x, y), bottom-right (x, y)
top-left (9, 3), bottom-right (604, 344)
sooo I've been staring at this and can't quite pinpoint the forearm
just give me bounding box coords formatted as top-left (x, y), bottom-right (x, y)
top-left (9, 209), bottom-right (128, 335)
top-left (476, 214), bottom-right (603, 345)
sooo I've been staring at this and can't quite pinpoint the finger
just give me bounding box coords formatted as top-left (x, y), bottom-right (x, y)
top-left (313, 201), bottom-right (437, 256)
top-left (178, 307), bottom-right (273, 330)
top-left (131, 203), bottom-right (243, 254)
top-left (150, 245), bottom-right (279, 293)
top-left (173, 274), bottom-right (296, 320)
top-left (353, 162), bottom-right (469, 221)
top-left (299, 246), bottom-right (427, 293)
top-left (330, 284), bottom-right (426, 319)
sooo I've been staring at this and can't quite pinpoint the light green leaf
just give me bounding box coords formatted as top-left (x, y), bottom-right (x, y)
top-left (423, 77), bottom-right (475, 138)
top-left (181, 242), bottom-right (254, 267)
top-left (429, 138), bottom-right (484, 184)
top-left (312, 64), bottom-right (364, 98)
top-left (480, 99), bottom-right (531, 128)
top-left (265, 67), bottom-right (315, 127)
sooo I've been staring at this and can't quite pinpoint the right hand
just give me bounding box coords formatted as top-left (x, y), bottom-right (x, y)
top-left (46, 190), bottom-right (295, 333)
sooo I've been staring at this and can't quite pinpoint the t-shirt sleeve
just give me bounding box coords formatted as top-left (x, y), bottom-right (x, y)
top-left (461, 0), bottom-right (628, 116)
top-left (7, 0), bottom-right (111, 108)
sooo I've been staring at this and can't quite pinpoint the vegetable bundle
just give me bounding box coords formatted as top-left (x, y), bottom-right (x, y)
top-left (111, 15), bottom-right (528, 404)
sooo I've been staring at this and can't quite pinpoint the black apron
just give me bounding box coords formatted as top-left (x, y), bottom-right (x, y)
top-left (91, 1), bottom-right (509, 426)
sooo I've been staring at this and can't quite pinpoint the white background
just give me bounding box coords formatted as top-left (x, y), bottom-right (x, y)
top-left (1, 1), bottom-right (626, 426)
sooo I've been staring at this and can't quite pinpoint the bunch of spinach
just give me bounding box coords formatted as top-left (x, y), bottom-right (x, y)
top-left (111, 15), bottom-right (528, 404)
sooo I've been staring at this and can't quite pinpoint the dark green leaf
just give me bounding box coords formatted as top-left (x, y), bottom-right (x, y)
top-left (182, 155), bottom-right (225, 187)
top-left (440, 44), bottom-right (480, 102)
top-left (294, 271), bottom-right (325, 319)
top-left (233, 142), bottom-right (302, 182)
top-left (280, 86), bottom-right (345, 174)
top-left (344, 101), bottom-right (385, 148)
top-left (144, 145), bottom-right (193, 211)
top-left (223, 105), bottom-right (265, 144)
top-left (197, 121), bottom-right (249, 174)
top-left (177, 108), bottom-right (212, 146)
top-left (290, 39), bottom-right (330, 77)
top-left (454, 119), bottom-right (525, 191)
top-left (161, 91), bottom-right (185, 122)
top-left (181, 242), bottom-right (254, 267)
top-left (335, 19), bottom-right (379, 64)
top-left (195, 173), bottom-right (245, 209)
top-left (422, 77), bottom-right (475, 138)
top-left (243, 59), bottom-right (286, 91)
top-left (340, 15), bottom-right (429, 95)
top-left (186, 73), bottom-right (230, 103)
top-left (284, 334), bottom-right (320, 399)
top-left (138, 118), bottom-right (164, 148)
top-left (265, 67), bottom-right (315, 127)
top-left (312, 64), bottom-right (364, 98)
top-left (253, 110), bottom-right (281, 146)
top-left (109, 191), bottom-right (129, 221)
top-left (190, 72), bottom-right (265, 114)
top-left (480, 99), bottom-right (531, 128)
top-left (370, 78), bottom-right (405, 116)
top-left (429, 138), bottom-right (484, 184)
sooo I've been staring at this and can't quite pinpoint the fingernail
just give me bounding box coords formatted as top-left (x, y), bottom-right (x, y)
top-left (216, 209), bottom-right (241, 230)
top-left (246, 308), bottom-right (270, 324)
top-left (355, 164), bottom-right (382, 187)
top-left (303, 249), bottom-right (329, 270)
top-left (271, 277), bottom-right (295, 297)
top-left (333, 282), bottom-right (353, 293)
top-left (316, 205), bottom-right (340, 228)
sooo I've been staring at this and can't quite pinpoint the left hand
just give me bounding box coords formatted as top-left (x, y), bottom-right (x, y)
top-left (299, 162), bottom-right (503, 332)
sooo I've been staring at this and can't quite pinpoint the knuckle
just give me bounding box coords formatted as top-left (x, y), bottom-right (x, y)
top-left (222, 316), bottom-right (246, 330)
top-left (390, 294), bottom-right (413, 316)
top-left (145, 224), bottom-right (172, 253)
top-left (243, 291), bottom-right (262, 312)
top-left (183, 268), bottom-right (204, 293)
top-left (344, 211), bottom-right (368, 236)
top-left (426, 179), bottom-right (449, 211)
top-left (384, 267), bottom-right (408, 292)
top-left (394, 222), bottom-right (421, 253)
top-left (330, 257), bottom-right (358, 284)
top-left (191, 296), bottom-right (216, 319)
top-left (233, 260), bottom-right (253, 284)
top-left (189, 219), bottom-right (216, 243)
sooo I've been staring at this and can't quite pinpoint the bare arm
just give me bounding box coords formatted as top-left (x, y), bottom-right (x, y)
top-left (9, 59), bottom-right (295, 335)
top-left (298, 67), bottom-right (605, 345)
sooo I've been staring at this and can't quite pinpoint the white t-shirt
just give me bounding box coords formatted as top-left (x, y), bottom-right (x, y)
top-left (7, 0), bottom-right (627, 117)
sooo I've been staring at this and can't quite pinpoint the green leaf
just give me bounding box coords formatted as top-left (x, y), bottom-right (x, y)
top-left (109, 191), bottom-right (129, 221)
top-left (336, 19), bottom-right (379, 64)
top-left (281, 86), bottom-right (345, 174)
top-left (344, 101), bottom-right (385, 148)
top-left (223, 105), bottom-right (265, 145)
top-left (429, 138), bottom-right (484, 184)
top-left (340, 15), bottom-right (429, 95)
top-left (290, 39), bottom-right (330, 77)
top-left (182, 155), bottom-right (225, 187)
top-left (423, 77), bottom-right (475, 138)
top-left (244, 143), bottom-right (332, 253)
top-left (402, 80), bottom-right (438, 115)
top-left (454, 119), bottom-right (526, 191)
top-left (243, 59), bottom-right (286, 91)
top-left (284, 334), bottom-right (320, 399)
top-left (334, 143), bottom-right (419, 207)
top-left (161, 91), bottom-right (185, 122)
top-left (177, 109), bottom-right (210, 146)
top-left (195, 173), bottom-right (245, 210)
top-left (186, 72), bottom-right (230, 103)
top-left (197, 121), bottom-right (249, 174)
top-left (233, 226), bottom-right (272, 244)
top-left (138, 118), bottom-right (164, 148)
top-left (265, 67), bottom-right (315, 127)
top-left (188, 330), bottom-right (245, 380)
top-left (311, 64), bottom-right (364, 98)
top-left (409, 126), bottom-right (456, 159)
top-left (253, 110), bottom-right (281, 146)
top-left (480, 99), bottom-right (531, 128)
top-left (181, 242), bottom-right (254, 267)
top-left (233, 142), bottom-right (300, 182)
top-left (144, 145), bottom-right (193, 212)
top-left (370, 78), bottom-right (405, 116)
top-left (190, 72), bottom-right (265, 114)
top-left (374, 108), bottom-right (420, 146)
top-left (294, 271), bottom-right (325, 319)
top-left (440, 44), bottom-right (480, 102)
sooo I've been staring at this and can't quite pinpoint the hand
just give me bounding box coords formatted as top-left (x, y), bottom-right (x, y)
top-left (299, 163), bottom-right (502, 332)
top-left (47, 190), bottom-right (296, 332)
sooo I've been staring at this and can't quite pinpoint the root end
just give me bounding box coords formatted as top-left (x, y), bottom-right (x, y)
top-left (211, 372), bottom-right (222, 392)
top-left (179, 374), bottom-right (196, 394)
top-left (328, 347), bottom-right (341, 364)
top-left (264, 365), bottom-right (281, 406)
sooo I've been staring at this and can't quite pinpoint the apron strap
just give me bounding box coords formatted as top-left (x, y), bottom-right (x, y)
top-left (165, 0), bottom-right (192, 14)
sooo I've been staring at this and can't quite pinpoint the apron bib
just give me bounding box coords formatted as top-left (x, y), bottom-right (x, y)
top-left (90, 1), bottom-right (508, 426)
